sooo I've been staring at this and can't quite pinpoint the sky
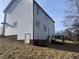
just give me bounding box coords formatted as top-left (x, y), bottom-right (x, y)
top-left (0, 0), bottom-right (66, 32)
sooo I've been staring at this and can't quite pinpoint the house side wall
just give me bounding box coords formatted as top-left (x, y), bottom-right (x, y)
top-left (34, 2), bottom-right (55, 40)
top-left (48, 18), bottom-right (55, 36)
top-left (5, 0), bottom-right (33, 40)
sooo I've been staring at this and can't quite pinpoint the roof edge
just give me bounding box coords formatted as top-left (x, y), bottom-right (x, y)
top-left (4, 0), bottom-right (55, 23)
top-left (3, 0), bottom-right (15, 13)
top-left (34, 1), bottom-right (55, 23)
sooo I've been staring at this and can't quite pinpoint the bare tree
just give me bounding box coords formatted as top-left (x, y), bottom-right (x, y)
top-left (64, 0), bottom-right (79, 41)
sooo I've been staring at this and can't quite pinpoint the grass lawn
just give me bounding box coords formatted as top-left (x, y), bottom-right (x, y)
top-left (0, 38), bottom-right (79, 59)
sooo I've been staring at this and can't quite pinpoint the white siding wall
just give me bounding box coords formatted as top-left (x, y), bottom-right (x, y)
top-left (48, 17), bottom-right (55, 36)
top-left (34, 3), bottom-right (55, 40)
top-left (5, 0), bottom-right (33, 40)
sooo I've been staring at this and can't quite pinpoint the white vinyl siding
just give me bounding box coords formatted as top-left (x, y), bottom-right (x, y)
top-left (34, 3), bottom-right (55, 40)
top-left (5, 0), bottom-right (33, 40)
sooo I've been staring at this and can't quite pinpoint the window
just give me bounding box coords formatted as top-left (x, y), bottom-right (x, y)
top-left (35, 20), bottom-right (40, 27)
top-left (37, 7), bottom-right (39, 14)
top-left (43, 25), bottom-right (47, 31)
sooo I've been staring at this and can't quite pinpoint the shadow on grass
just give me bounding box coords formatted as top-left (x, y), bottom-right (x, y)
top-left (48, 41), bottom-right (79, 53)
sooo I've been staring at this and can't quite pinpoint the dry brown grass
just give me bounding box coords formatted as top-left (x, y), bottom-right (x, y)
top-left (0, 38), bottom-right (79, 59)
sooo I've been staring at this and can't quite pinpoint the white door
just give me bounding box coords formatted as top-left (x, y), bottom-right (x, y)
top-left (25, 33), bottom-right (31, 44)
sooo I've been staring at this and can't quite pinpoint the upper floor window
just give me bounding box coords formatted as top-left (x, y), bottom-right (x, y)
top-left (37, 7), bottom-right (39, 15)
top-left (43, 25), bottom-right (47, 31)
top-left (35, 20), bottom-right (40, 27)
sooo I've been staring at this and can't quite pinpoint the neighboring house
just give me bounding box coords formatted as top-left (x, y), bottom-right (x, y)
top-left (3, 0), bottom-right (55, 45)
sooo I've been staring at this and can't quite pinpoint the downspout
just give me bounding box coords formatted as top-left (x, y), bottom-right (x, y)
top-left (2, 13), bottom-right (6, 36)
